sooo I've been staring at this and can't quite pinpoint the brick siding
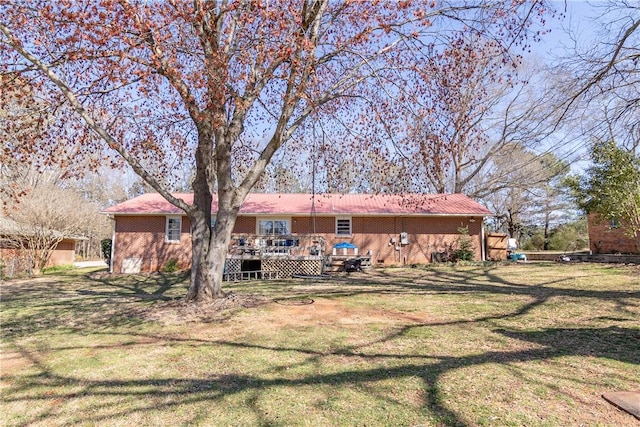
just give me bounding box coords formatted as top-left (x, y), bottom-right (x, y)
top-left (46, 239), bottom-right (76, 267)
top-left (0, 238), bottom-right (76, 274)
top-left (112, 215), bottom-right (192, 273)
top-left (588, 213), bottom-right (639, 254)
top-left (112, 214), bottom-right (485, 272)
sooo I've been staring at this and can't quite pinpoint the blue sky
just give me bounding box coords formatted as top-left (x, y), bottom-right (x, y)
top-left (523, 2), bottom-right (604, 168)
top-left (532, 1), bottom-right (599, 60)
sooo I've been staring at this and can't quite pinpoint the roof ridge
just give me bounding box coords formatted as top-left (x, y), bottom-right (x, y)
top-left (104, 192), bottom-right (492, 216)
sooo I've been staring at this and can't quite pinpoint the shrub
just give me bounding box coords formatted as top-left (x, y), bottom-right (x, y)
top-left (162, 258), bottom-right (179, 273)
top-left (452, 226), bottom-right (475, 262)
top-left (101, 239), bottom-right (112, 264)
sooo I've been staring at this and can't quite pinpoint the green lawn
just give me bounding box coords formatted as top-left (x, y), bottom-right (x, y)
top-left (1, 263), bottom-right (639, 426)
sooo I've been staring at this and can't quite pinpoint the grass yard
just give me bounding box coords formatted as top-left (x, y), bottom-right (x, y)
top-left (1, 263), bottom-right (639, 426)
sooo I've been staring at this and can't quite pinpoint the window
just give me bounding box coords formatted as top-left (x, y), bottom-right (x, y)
top-left (166, 216), bottom-right (182, 242)
top-left (336, 217), bottom-right (352, 236)
top-left (258, 219), bottom-right (290, 235)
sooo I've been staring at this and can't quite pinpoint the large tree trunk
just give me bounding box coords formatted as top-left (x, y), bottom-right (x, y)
top-left (185, 132), bottom-right (220, 302)
top-left (186, 203), bottom-right (239, 302)
top-left (186, 209), bottom-right (237, 302)
top-left (186, 209), bottom-right (214, 302)
top-left (185, 128), bottom-right (245, 302)
top-left (187, 236), bottom-right (227, 301)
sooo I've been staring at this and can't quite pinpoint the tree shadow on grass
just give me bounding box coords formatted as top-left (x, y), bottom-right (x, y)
top-left (497, 326), bottom-right (640, 365)
top-left (2, 265), bottom-right (639, 425)
top-left (0, 270), bottom-right (190, 339)
top-left (251, 265), bottom-right (640, 324)
top-left (4, 323), bottom-right (639, 427)
top-left (85, 270), bottom-right (190, 300)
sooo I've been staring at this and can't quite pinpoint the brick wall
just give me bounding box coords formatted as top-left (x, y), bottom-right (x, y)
top-left (0, 247), bottom-right (31, 276)
top-left (46, 239), bottom-right (76, 267)
top-left (0, 238), bottom-right (76, 276)
top-left (113, 215), bottom-right (193, 273)
top-left (588, 214), bottom-right (639, 254)
top-left (234, 216), bottom-right (255, 234)
top-left (320, 216), bottom-right (483, 265)
top-left (112, 214), bottom-right (486, 272)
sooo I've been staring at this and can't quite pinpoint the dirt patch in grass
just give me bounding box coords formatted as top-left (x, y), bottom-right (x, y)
top-left (140, 291), bottom-right (433, 328)
top-left (141, 292), bottom-right (272, 324)
top-left (0, 351), bottom-right (32, 373)
top-left (265, 298), bottom-right (432, 327)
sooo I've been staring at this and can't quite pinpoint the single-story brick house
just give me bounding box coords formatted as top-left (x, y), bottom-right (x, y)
top-left (588, 213), bottom-right (639, 254)
top-left (0, 216), bottom-right (81, 275)
top-left (104, 193), bottom-right (492, 275)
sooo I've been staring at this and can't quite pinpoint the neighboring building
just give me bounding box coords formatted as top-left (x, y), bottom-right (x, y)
top-left (588, 213), bottom-right (640, 254)
top-left (104, 193), bottom-right (492, 275)
top-left (0, 216), bottom-right (81, 275)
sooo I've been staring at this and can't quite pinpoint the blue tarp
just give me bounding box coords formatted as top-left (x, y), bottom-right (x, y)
top-left (334, 242), bottom-right (357, 249)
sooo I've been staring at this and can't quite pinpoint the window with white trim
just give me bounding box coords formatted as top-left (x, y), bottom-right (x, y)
top-left (166, 216), bottom-right (182, 242)
top-left (258, 218), bottom-right (290, 235)
top-left (336, 217), bottom-right (352, 236)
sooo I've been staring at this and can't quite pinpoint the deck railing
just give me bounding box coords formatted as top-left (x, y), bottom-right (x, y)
top-left (228, 234), bottom-right (325, 258)
top-left (223, 270), bottom-right (280, 281)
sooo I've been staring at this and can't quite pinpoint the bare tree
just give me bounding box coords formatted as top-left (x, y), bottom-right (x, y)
top-left (392, 46), bottom-right (564, 198)
top-left (560, 1), bottom-right (640, 150)
top-left (2, 183), bottom-right (100, 274)
top-left (483, 146), bottom-right (569, 240)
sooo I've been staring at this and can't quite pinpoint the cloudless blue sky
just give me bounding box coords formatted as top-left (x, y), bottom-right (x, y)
top-left (532, 1), bottom-right (598, 60)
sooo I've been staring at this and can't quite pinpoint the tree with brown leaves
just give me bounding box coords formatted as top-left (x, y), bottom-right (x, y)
top-left (0, 0), bottom-right (549, 302)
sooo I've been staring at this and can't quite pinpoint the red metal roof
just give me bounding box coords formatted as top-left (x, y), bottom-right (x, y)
top-left (103, 193), bottom-right (492, 216)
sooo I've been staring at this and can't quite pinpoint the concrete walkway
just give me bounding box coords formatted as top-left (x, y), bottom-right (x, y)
top-left (73, 260), bottom-right (108, 268)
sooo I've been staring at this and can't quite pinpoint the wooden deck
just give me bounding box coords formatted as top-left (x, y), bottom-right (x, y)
top-left (223, 234), bottom-right (375, 279)
top-left (228, 234), bottom-right (325, 258)
top-left (225, 234), bottom-right (326, 279)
